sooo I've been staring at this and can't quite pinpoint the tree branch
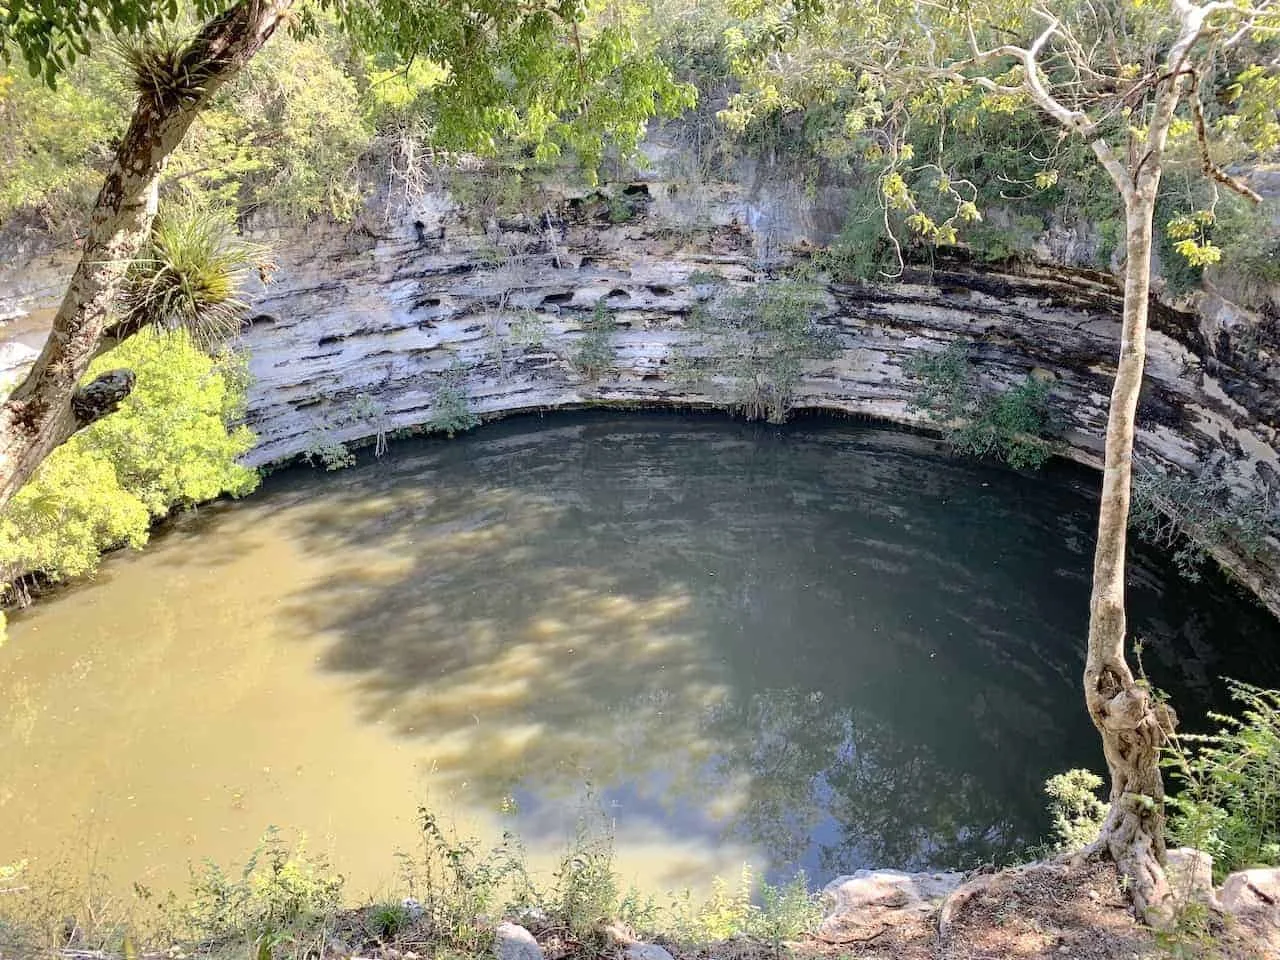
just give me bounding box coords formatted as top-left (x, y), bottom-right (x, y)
top-left (1188, 73), bottom-right (1264, 204)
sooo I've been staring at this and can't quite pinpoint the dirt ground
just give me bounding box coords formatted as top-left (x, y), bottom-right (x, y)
top-left (774, 861), bottom-right (1278, 960)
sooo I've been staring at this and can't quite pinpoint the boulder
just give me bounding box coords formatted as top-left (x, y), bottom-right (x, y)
top-left (495, 922), bottom-right (542, 960)
top-left (819, 869), bottom-right (964, 940)
top-left (1219, 867), bottom-right (1280, 916)
top-left (624, 944), bottom-right (676, 960)
top-left (1165, 847), bottom-right (1218, 906)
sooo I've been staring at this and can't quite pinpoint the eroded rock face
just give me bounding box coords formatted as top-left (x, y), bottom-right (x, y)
top-left (3, 169), bottom-right (1280, 613)
top-left (1220, 868), bottom-right (1280, 915)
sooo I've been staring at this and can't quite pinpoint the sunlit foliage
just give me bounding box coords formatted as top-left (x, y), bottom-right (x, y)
top-left (0, 329), bottom-right (257, 584)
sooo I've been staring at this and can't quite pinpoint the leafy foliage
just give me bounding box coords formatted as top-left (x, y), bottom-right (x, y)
top-left (428, 359), bottom-right (480, 437)
top-left (667, 865), bottom-right (818, 948)
top-left (184, 827), bottom-right (343, 952)
top-left (1164, 682), bottom-right (1280, 880)
top-left (302, 433), bottom-right (357, 471)
top-left (0, 57), bottom-right (129, 227)
top-left (1044, 769), bottom-right (1107, 853)
top-left (0, 329), bottom-right (257, 585)
top-left (679, 280), bottom-right (834, 423)
top-left (906, 344), bottom-right (1058, 470)
top-left (572, 301), bottom-right (617, 380)
top-left (340, 0), bottom-right (695, 179)
top-left (0, 0), bottom-right (227, 85)
top-left (171, 19), bottom-right (375, 220)
top-left (1130, 468), bottom-right (1276, 581)
top-left (719, 0), bottom-right (1280, 291)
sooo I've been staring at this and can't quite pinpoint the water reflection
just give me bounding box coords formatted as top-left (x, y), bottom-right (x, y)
top-left (277, 414), bottom-right (1280, 879)
top-left (3, 413), bottom-right (1278, 895)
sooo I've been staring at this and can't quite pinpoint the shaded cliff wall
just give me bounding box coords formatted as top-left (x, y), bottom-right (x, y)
top-left (1, 159), bottom-right (1279, 610)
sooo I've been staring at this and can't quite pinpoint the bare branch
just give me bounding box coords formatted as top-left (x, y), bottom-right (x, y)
top-left (1188, 73), bottom-right (1264, 204)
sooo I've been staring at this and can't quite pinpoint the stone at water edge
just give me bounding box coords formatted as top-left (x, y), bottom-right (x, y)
top-left (495, 922), bottom-right (543, 960)
top-left (819, 870), bottom-right (964, 939)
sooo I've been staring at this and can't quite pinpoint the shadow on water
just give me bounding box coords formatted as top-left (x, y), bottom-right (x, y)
top-left (269, 411), bottom-right (1280, 879)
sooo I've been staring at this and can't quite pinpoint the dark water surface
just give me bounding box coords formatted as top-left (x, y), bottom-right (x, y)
top-left (3, 413), bottom-right (1279, 895)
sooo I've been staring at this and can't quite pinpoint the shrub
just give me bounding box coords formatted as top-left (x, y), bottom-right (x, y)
top-left (302, 434), bottom-right (357, 471)
top-left (0, 329), bottom-right (258, 586)
top-left (678, 280), bottom-right (835, 423)
top-left (572, 302), bottom-right (617, 380)
top-left (906, 343), bottom-right (1058, 469)
top-left (1044, 769), bottom-right (1107, 853)
top-left (428, 360), bottom-right (480, 437)
top-left (1130, 469), bottom-right (1276, 582)
top-left (1164, 681), bottom-right (1280, 881)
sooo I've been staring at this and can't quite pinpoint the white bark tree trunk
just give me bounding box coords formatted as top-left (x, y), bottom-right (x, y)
top-left (1082, 179), bottom-right (1177, 923)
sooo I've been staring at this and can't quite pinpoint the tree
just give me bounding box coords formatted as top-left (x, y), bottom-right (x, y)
top-left (0, 0), bottom-right (692, 508)
top-left (726, 0), bottom-right (1278, 922)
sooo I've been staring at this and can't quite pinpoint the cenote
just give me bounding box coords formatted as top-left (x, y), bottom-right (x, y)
top-left (3, 412), bottom-right (1280, 898)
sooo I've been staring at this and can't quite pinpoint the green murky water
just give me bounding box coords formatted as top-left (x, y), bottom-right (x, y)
top-left (3, 413), bottom-right (1278, 897)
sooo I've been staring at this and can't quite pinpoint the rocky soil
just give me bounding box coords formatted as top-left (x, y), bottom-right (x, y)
top-left (263, 856), bottom-right (1280, 960)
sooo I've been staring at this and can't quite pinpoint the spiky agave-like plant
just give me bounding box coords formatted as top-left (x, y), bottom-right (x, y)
top-left (117, 201), bottom-right (270, 347)
top-left (112, 24), bottom-right (223, 113)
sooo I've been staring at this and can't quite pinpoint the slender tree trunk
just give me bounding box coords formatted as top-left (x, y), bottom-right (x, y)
top-left (1082, 179), bottom-right (1176, 923)
top-left (0, 0), bottom-right (294, 510)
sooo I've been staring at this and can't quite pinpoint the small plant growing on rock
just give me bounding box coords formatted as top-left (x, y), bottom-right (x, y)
top-left (675, 280), bottom-right (835, 424)
top-left (508, 310), bottom-right (549, 351)
top-left (302, 432), bottom-right (356, 471)
top-left (572, 302), bottom-right (617, 380)
top-left (906, 343), bottom-right (1058, 470)
top-left (428, 360), bottom-right (480, 437)
top-left (1130, 468), bottom-right (1276, 582)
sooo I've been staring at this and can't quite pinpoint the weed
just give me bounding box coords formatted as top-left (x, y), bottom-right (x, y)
top-left (399, 809), bottom-right (530, 952)
top-left (428, 360), bottom-right (480, 437)
top-left (183, 828), bottom-right (343, 955)
top-left (905, 343), bottom-right (1058, 469)
top-left (366, 900), bottom-right (412, 940)
top-left (572, 302), bottom-right (617, 380)
top-left (1164, 681), bottom-right (1280, 881)
top-left (666, 865), bottom-right (819, 950)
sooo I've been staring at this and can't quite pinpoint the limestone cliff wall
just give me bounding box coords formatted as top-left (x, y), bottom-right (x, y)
top-left (2, 169), bottom-right (1279, 611)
